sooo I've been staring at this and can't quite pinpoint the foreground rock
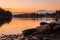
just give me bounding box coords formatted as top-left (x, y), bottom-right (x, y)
top-left (22, 21), bottom-right (60, 40)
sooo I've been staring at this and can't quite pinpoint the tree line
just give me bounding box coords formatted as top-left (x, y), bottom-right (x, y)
top-left (13, 10), bottom-right (60, 18)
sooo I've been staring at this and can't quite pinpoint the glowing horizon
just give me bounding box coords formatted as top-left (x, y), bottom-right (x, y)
top-left (0, 0), bottom-right (60, 12)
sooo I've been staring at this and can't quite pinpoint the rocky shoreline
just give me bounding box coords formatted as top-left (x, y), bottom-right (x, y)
top-left (0, 20), bottom-right (60, 40)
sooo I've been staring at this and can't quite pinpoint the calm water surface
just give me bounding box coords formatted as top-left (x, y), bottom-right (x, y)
top-left (0, 18), bottom-right (55, 35)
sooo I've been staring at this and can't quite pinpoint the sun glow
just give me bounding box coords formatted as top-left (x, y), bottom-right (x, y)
top-left (0, 0), bottom-right (60, 12)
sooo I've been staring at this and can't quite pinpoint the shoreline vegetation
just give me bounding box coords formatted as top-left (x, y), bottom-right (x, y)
top-left (0, 21), bottom-right (60, 40)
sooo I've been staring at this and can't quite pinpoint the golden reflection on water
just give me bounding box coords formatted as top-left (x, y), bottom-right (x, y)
top-left (0, 18), bottom-right (39, 35)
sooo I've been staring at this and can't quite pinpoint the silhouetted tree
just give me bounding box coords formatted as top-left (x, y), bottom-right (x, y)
top-left (0, 7), bottom-right (12, 26)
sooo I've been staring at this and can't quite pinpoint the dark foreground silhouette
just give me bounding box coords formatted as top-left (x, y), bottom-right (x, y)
top-left (0, 8), bottom-right (12, 26)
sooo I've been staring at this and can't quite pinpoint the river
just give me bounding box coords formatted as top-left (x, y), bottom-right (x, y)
top-left (0, 18), bottom-right (56, 35)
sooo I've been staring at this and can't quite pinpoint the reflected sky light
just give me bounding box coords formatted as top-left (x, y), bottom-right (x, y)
top-left (0, 18), bottom-right (39, 35)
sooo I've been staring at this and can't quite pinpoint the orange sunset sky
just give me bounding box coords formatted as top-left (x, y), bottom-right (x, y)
top-left (0, 0), bottom-right (60, 12)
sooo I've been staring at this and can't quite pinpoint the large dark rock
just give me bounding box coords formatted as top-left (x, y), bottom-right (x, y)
top-left (22, 28), bottom-right (36, 36)
top-left (22, 21), bottom-right (60, 40)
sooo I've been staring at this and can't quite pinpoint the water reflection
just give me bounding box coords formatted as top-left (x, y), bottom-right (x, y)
top-left (17, 18), bottom-right (56, 23)
top-left (0, 18), bottom-right (56, 35)
top-left (0, 18), bottom-right (39, 35)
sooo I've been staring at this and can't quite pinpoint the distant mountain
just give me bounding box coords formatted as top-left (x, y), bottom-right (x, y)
top-left (12, 10), bottom-right (56, 15)
top-left (12, 12), bottom-right (25, 15)
top-left (36, 10), bottom-right (55, 14)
